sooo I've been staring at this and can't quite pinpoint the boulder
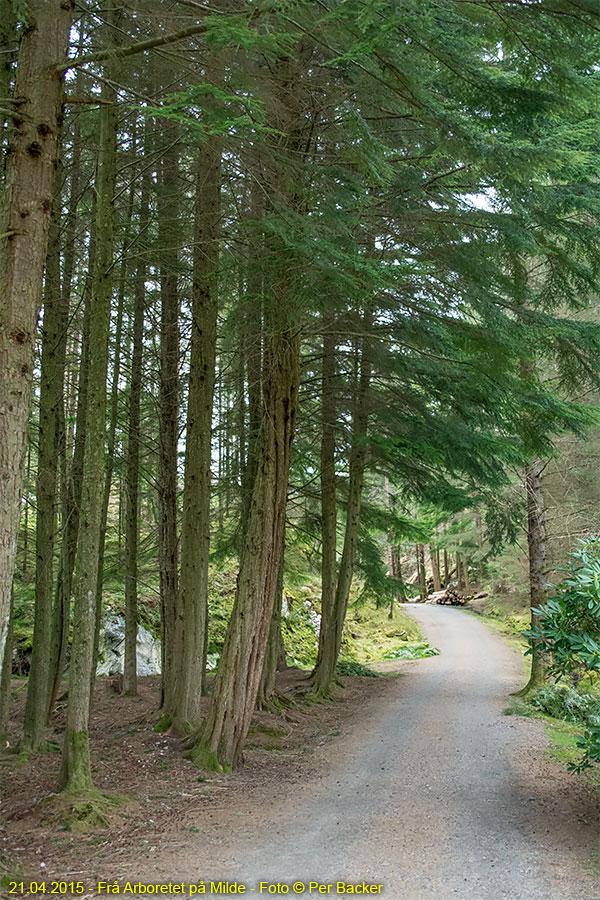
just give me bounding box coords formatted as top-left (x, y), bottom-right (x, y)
top-left (96, 614), bottom-right (161, 677)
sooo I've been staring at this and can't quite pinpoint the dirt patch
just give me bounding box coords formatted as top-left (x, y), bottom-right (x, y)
top-left (0, 668), bottom-right (403, 891)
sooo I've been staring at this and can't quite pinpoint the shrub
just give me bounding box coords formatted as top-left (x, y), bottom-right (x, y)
top-left (530, 684), bottom-right (600, 727)
top-left (528, 535), bottom-right (600, 770)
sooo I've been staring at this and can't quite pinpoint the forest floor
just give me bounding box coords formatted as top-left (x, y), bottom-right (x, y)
top-left (2, 605), bottom-right (600, 899)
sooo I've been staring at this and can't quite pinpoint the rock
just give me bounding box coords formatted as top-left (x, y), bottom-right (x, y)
top-left (96, 614), bottom-right (161, 677)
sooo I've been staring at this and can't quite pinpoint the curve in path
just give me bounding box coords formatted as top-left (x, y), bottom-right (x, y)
top-left (179, 605), bottom-right (600, 899)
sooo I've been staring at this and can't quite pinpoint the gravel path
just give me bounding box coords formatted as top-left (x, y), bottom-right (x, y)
top-left (168, 605), bottom-right (600, 899)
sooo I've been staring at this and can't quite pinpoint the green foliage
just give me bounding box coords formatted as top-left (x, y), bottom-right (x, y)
top-left (530, 684), bottom-right (600, 727)
top-left (11, 583), bottom-right (35, 652)
top-left (528, 537), bottom-right (600, 769)
top-left (528, 536), bottom-right (600, 679)
top-left (530, 685), bottom-right (600, 775)
top-left (335, 660), bottom-right (382, 678)
top-left (382, 643), bottom-right (440, 660)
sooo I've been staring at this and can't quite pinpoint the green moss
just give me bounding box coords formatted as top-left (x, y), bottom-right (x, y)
top-left (248, 723), bottom-right (289, 738)
top-left (62, 730), bottom-right (94, 795)
top-left (153, 713), bottom-right (172, 733)
top-left (46, 790), bottom-right (128, 833)
top-left (184, 741), bottom-right (224, 773)
top-left (335, 660), bottom-right (382, 677)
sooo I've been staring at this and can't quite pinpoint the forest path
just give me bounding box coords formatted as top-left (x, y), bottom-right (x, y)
top-left (158, 606), bottom-right (600, 899)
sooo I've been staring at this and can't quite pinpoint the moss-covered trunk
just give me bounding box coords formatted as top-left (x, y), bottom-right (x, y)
top-left (60, 68), bottom-right (117, 793)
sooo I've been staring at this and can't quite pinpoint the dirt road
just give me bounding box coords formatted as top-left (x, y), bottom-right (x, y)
top-left (161, 605), bottom-right (600, 899)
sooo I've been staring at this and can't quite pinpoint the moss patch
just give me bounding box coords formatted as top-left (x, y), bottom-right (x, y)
top-left (44, 790), bottom-right (128, 833)
top-left (184, 741), bottom-right (229, 773)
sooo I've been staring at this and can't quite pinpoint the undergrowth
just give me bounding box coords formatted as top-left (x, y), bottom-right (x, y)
top-left (382, 642), bottom-right (440, 660)
top-left (335, 660), bottom-right (382, 678)
top-left (504, 683), bottom-right (600, 776)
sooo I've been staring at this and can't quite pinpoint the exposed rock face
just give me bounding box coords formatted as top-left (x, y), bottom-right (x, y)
top-left (96, 615), bottom-right (161, 676)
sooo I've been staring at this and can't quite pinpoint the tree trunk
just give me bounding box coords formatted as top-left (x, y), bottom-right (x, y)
top-left (23, 197), bottom-right (66, 751)
top-left (240, 180), bottom-right (264, 538)
top-left (48, 269), bottom-right (91, 718)
top-left (0, 0), bottom-right (16, 154)
top-left (521, 458), bottom-right (548, 693)
top-left (395, 553), bottom-right (406, 602)
top-left (385, 477), bottom-right (394, 618)
top-left (60, 64), bottom-right (117, 793)
top-left (443, 548), bottom-right (449, 587)
top-left (157, 128), bottom-right (180, 716)
top-left (257, 539), bottom-right (285, 710)
top-left (174, 134), bottom-right (221, 725)
top-left (462, 557), bottom-right (470, 595)
top-left (47, 117), bottom-right (87, 717)
top-left (312, 323), bottom-right (371, 695)
top-left (123, 158), bottom-right (150, 697)
top-left (93, 163), bottom-right (134, 692)
top-left (312, 323), bottom-right (338, 691)
top-left (417, 544), bottom-right (427, 600)
top-left (0, 588), bottom-right (14, 740)
top-left (457, 552), bottom-right (464, 592)
top-left (0, 0), bottom-right (72, 684)
top-left (430, 544), bottom-right (441, 592)
top-left (188, 329), bottom-right (300, 770)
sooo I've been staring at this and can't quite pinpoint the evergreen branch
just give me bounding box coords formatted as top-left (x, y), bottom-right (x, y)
top-left (56, 21), bottom-right (213, 74)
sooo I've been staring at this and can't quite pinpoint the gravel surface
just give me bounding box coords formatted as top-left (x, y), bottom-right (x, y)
top-left (172, 604), bottom-right (600, 899)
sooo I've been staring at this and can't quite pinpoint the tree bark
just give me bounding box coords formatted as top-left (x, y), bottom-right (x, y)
top-left (0, 0), bottom-right (72, 684)
top-left (0, 0), bottom-right (16, 155)
top-left (257, 538), bottom-right (285, 710)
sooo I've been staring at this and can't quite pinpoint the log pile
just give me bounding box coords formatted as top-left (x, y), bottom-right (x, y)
top-left (426, 588), bottom-right (489, 606)
top-left (434, 589), bottom-right (467, 606)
